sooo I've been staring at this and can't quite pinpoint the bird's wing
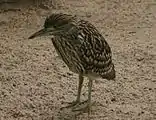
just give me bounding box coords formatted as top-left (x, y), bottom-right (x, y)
top-left (75, 20), bottom-right (115, 79)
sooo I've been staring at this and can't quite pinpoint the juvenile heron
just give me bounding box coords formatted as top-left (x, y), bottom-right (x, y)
top-left (28, 13), bottom-right (115, 113)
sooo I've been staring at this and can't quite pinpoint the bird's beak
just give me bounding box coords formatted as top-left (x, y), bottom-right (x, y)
top-left (28, 29), bottom-right (48, 39)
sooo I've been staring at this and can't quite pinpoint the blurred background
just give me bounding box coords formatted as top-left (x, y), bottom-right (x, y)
top-left (0, 0), bottom-right (61, 9)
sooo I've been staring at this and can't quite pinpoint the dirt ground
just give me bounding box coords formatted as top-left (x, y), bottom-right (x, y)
top-left (0, 0), bottom-right (156, 120)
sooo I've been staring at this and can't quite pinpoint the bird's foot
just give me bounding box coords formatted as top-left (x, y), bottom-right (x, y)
top-left (61, 100), bottom-right (95, 114)
top-left (65, 100), bottom-right (80, 108)
top-left (60, 100), bottom-right (80, 110)
top-left (72, 100), bottom-right (95, 114)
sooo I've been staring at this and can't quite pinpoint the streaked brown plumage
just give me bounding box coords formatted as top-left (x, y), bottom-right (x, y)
top-left (29, 13), bottom-right (115, 114)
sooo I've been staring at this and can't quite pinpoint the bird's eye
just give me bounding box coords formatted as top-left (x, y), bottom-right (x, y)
top-left (53, 25), bottom-right (57, 28)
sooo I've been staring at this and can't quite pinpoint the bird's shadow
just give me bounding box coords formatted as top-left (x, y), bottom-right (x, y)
top-left (56, 107), bottom-right (86, 120)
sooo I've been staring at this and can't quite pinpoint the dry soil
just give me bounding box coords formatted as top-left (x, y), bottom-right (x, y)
top-left (0, 0), bottom-right (156, 120)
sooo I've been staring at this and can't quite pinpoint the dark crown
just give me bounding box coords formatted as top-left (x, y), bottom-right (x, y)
top-left (44, 13), bottom-right (76, 29)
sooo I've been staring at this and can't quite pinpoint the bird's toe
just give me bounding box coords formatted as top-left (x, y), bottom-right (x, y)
top-left (72, 100), bottom-right (95, 114)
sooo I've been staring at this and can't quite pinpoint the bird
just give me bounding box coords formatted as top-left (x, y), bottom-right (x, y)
top-left (28, 13), bottom-right (115, 114)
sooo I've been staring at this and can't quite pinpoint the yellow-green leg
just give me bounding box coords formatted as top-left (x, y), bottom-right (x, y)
top-left (76, 74), bottom-right (84, 102)
top-left (64, 74), bottom-right (84, 108)
top-left (72, 78), bottom-right (93, 114)
top-left (87, 78), bottom-right (93, 114)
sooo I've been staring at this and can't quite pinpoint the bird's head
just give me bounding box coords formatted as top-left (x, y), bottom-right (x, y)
top-left (28, 13), bottom-right (77, 39)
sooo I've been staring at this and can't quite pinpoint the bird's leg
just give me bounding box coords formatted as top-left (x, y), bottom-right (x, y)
top-left (76, 74), bottom-right (84, 103)
top-left (64, 74), bottom-right (84, 108)
top-left (87, 78), bottom-right (93, 114)
top-left (72, 78), bottom-right (93, 114)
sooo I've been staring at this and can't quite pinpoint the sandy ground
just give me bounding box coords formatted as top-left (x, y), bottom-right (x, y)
top-left (0, 0), bottom-right (156, 120)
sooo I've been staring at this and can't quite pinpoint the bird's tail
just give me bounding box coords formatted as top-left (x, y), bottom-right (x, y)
top-left (101, 64), bottom-right (116, 80)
